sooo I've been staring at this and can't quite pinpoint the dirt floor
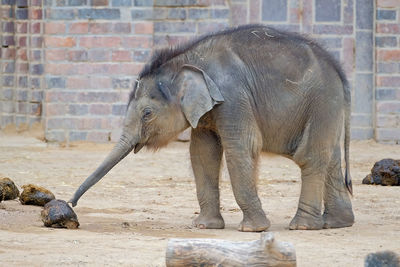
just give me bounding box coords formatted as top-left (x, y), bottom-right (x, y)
top-left (0, 133), bottom-right (399, 266)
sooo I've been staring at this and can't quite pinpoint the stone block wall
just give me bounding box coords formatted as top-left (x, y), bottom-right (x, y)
top-left (1, 0), bottom-right (400, 143)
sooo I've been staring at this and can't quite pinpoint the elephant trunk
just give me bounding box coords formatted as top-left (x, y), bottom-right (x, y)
top-left (69, 133), bottom-right (136, 207)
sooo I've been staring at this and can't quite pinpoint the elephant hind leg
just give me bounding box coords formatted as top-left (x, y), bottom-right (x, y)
top-left (290, 122), bottom-right (333, 230)
top-left (323, 146), bottom-right (354, 229)
top-left (289, 163), bottom-right (326, 230)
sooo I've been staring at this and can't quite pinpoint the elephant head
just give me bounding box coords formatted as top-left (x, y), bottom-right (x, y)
top-left (69, 63), bottom-right (224, 207)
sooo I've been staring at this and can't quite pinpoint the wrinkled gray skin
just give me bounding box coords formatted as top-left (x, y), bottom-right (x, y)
top-left (70, 25), bottom-right (354, 231)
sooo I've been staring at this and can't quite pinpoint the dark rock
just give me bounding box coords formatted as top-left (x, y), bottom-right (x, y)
top-left (362, 159), bottom-right (400, 186)
top-left (365, 250), bottom-right (400, 267)
top-left (0, 177), bottom-right (20, 201)
top-left (20, 184), bottom-right (56, 206)
top-left (41, 199), bottom-right (79, 229)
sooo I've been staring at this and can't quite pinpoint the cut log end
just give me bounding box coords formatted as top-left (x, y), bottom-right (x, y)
top-left (166, 232), bottom-right (296, 267)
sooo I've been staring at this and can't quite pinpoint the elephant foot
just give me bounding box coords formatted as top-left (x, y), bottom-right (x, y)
top-left (238, 213), bottom-right (270, 232)
top-left (289, 211), bottom-right (324, 230)
top-left (323, 207), bottom-right (354, 229)
top-left (193, 213), bottom-right (225, 229)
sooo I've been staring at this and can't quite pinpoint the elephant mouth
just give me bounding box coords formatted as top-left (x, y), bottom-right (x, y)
top-left (134, 142), bottom-right (145, 154)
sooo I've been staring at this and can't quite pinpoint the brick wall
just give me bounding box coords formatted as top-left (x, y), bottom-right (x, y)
top-left (1, 0), bottom-right (400, 143)
top-left (43, 0), bottom-right (153, 142)
top-left (0, 0), bottom-right (44, 130)
top-left (375, 0), bottom-right (400, 143)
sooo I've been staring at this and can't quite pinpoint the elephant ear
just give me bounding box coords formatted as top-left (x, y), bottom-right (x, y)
top-left (177, 65), bottom-right (224, 128)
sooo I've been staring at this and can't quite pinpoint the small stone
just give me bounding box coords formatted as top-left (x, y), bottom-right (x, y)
top-left (41, 199), bottom-right (79, 229)
top-left (365, 251), bottom-right (400, 267)
top-left (0, 177), bottom-right (20, 201)
top-left (20, 184), bottom-right (56, 206)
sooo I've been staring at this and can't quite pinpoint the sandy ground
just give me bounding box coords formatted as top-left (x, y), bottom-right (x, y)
top-left (0, 134), bottom-right (399, 266)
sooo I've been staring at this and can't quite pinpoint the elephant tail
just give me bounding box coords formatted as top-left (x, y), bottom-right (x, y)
top-left (343, 80), bottom-right (352, 196)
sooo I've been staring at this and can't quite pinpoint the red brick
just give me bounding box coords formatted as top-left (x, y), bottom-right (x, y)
top-left (1, 7), bottom-right (13, 19)
top-left (16, 22), bottom-right (27, 33)
top-left (112, 50), bottom-right (131, 61)
top-left (197, 0), bottom-right (211, 6)
top-left (117, 63), bottom-right (143, 75)
top-left (77, 91), bottom-right (120, 103)
top-left (30, 50), bottom-right (42, 61)
top-left (31, 103), bottom-right (42, 116)
top-left (377, 0), bottom-right (400, 7)
top-left (343, 37), bottom-right (354, 77)
top-left (31, 0), bottom-right (42, 6)
top-left (81, 118), bottom-right (101, 130)
top-left (377, 76), bottom-right (400, 87)
top-left (69, 22), bottom-right (89, 34)
top-left (45, 36), bottom-right (76, 48)
top-left (45, 22), bottom-right (66, 34)
top-left (80, 36), bottom-right (121, 48)
top-left (230, 4), bottom-right (246, 26)
top-left (113, 23), bottom-right (131, 33)
top-left (377, 23), bottom-right (400, 34)
top-left (46, 103), bottom-right (67, 116)
top-left (210, 0), bottom-right (227, 4)
top-left (17, 49), bottom-right (28, 61)
top-left (289, 7), bottom-right (301, 24)
top-left (122, 36), bottom-right (152, 49)
top-left (302, 0), bottom-right (313, 33)
top-left (45, 91), bottom-right (77, 103)
top-left (377, 50), bottom-right (400, 61)
top-left (376, 115), bottom-right (400, 128)
top-left (45, 63), bottom-right (74, 75)
top-left (376, 101), bottom-right (400, 114)
top-left (88, 50), bottom-right (111, 62)
top-left (90, 104), bottom-right (112, 115)
top-left (68, 50), bottom-right (87, 61)
top-left (90, 77), bottom-right (112, 89)
top-left (31, 36), bottom-right (43, 48)
top-left (134, 22), bottom-right (153, 34)
top-left (46, 49), bottom-right (66, 61)
top-left (249, 0), bottom-right (260, 23)
top-left (313, 25), bottom-right (353, 35)
top-left (67, 77), bottom-right (90, 89)
top-left (2, 48), bottom-right (16, 59)
top-left (75, 64), bottom-right (114, 75)
top-left (31, 22), bottom-right (41, 34)
top-left (198, 22), bottom-right (229, 34)
top-left (30, 8), bottom-right (42, 19)
top-left (120, 91), bottom-right (130, 102)
top-left (91, 0), bottom-right (108, 6)
top-left (87, 132), bottom-right (110, 143)
top-left (18, 36), bottom-right (27, 47)
top-left (17, 62), bottom-right (29, 73)
top-left (90, 22), bottom-right (112, 34)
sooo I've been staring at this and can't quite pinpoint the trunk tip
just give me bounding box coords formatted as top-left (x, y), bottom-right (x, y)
top-left (68, 198), bottom-right (78, 207)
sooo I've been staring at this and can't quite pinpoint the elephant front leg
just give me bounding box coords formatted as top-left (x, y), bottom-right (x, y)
top-left (190, 129), bottom-right (225, 229)
top-left (224, 144), bottom-right (270, 232)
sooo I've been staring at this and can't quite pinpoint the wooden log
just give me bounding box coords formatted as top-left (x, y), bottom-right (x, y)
top-left (166, 232), bottom-right (296, 267)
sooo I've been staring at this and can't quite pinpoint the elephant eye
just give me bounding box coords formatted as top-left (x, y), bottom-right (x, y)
top-left (142, 108), bottom-right (152, 121)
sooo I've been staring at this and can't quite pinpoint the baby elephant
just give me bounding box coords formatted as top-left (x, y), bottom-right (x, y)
top-left (70, 24), bottom-right (354, 232)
